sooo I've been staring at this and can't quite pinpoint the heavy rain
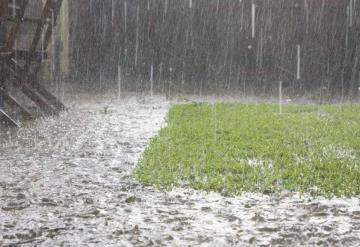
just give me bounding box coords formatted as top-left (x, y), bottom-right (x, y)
top-left (0, 0), bottom-right (360, 246)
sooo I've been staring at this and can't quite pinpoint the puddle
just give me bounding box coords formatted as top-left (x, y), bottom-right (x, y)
top-left (0, 93), bottom-right (359, 246)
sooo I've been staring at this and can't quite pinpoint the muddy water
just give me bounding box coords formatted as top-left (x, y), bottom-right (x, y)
top-left (0, 94), bottom-right (359, 246)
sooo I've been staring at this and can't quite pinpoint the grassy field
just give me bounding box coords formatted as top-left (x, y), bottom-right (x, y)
top-left (135, 103), bottom-right (360, 197)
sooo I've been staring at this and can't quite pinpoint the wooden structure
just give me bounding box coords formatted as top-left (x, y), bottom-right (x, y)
top-left (0, 0), bottom-right (65, 128)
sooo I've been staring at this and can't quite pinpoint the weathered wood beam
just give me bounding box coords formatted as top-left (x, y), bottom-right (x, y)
top-left (0, 108), bottom-right (19, 128)
top-left (6, 58), bottom-right (65, 112)
top-left (6, 17), bottom-right (51, 24)
top-left (0, 88), bottom-right (34, 120)
top-left (3, 0), bottom-right (29, 52)
top-left (1, 0), bottom-right (66, 120)
top-left (0, 0), bottom-right (10, 19)
top-left (28, 76), bottom-right (66, 111)
top-left (25, 0), bottom-right (62, 73)
top-left (5, 58), bottom-right (58, 115)
top-left (14, 50), bottom-right (48, 61)
top-left (20, 83), bottom-right (58, 116)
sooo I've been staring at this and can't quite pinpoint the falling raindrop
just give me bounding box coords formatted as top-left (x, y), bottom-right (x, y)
top-left (41, 31), bottom-right (45, 61)
top-left (90, 0), bottom-right (93, 14)
top-left (117, 65), bottom-right (122, 99)
top-left (240, 2), bottom-right (244, 31)
top-left (164, 0), bottom-right (168, 18)
top-left (251, 1), bottom-right (256, 39)
top-left (111, 0), bottom-right (115, 27)
top-left (279, 80), bottom-right (283, 114)
top-left (304, 0), bottom-right (309, 33)
top-left (150, 64), bottom-right (154, 98)
top-left (99, 68), bottom-right (103, 90)
top-left (51, 11), bottom-right (56, 89)
top-left (297, 44), bottom-right (301, 80)
top-left (257, 28), bottom-right (263, 68)
top-left (159, 63), bottom-right (163, 92)
top-left (168, 67), bottom-right (173, 99)
top-left (349, 0), bottom-right (353, 27)
top-left (135, 3), bottom-right (140, 67)
top-left (124, 1), bottom-right (127, 35)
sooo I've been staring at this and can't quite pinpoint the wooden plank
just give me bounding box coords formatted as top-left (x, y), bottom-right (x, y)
top-left (28, 76), bottom-right (66, 111)
top-left (24, 0), bottom-right (56, 72)
top-left (32, 0), bottom-right (64, 80)
top-left (6, 17), bottom-right (51, 24)
top-left (42, 0), bottom-right (63, 55)
top-left (20, 83), bottom-right (58, 116)
top-left (1, 0), bottom-right (65, 119)
top-left (4, 58), bottom-right (58, 115)
top-left (0, 0), bottom-right (10, 20)
top-left (14, 50), bottom-right (48, 61)
top-left (0, 108), bottom-right (19, 128)
top-left (0, 0), bottom-right (10, 50)
top-left (0, 88), bottom-right (34, 120)
top-left (3, 0), bottom-right (29, 51)
top-left (6, 58), bottom-right (65, 112)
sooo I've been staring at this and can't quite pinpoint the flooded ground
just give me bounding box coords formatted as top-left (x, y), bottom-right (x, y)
top-left (0, 93), bottom-right (360, 246)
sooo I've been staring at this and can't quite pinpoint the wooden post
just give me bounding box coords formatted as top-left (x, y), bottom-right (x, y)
top-left (59, 0), bottom-right (70, 78)
top-left (0, 1), bottom-right (9, 41)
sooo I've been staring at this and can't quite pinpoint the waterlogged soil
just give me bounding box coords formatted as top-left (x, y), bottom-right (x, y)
top-left (0, 94), bottom-right (360, 246)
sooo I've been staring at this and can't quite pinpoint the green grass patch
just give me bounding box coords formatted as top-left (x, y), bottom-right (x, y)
top-left (135, 103), bottom-right (360, 197)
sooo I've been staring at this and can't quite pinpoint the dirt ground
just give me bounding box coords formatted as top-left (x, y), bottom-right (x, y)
top-left (0, 93), bottom-right (359, 246)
